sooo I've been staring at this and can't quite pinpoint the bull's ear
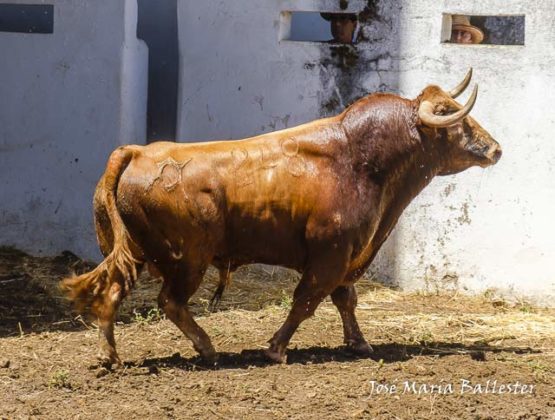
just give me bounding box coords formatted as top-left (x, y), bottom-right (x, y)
top-left (419, 85), bottom-right (478, 128)
top-left (449, 68), bottom-right (473, 99)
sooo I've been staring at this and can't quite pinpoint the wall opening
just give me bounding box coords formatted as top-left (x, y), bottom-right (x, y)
top-left (137, 0), bottom-right (178, 142)
top-left (280, 11), bottom-right (359, 44)
top-left (441, 14), bottom-right (525, 45)
top-left (0, 4), bottom-right (53, 34)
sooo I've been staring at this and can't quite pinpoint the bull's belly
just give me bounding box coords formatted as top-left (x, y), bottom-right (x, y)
top-left (214, 215), bottom-right (308, 271)
top-left (117, 174), bottom-right (308, 271)
top-left (122, 205), bottom-right (308, 271)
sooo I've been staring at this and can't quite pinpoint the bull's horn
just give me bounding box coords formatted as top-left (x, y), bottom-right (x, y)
top-left (449, 68), bottom-right (473, 98)
top-left (419, 84), bottom-right (478, 128)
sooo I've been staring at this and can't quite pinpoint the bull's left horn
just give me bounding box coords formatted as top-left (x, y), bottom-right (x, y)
top-left (419, 84), bottom-right (478, 128)
top-left (449, 68), bottom-right (473, 98)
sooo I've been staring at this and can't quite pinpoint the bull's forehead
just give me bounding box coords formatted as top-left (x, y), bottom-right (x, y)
top-left (455, 113), bottom-right (499, 147)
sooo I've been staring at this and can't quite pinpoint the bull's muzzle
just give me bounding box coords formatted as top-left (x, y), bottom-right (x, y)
top-left (487, 143), bottom-right (502, 164)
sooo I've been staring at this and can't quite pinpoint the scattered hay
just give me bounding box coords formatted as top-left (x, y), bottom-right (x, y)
top-left (1, 248), bottom-right (554, 418)
top-left (1, 247), bottom-right (554, 355)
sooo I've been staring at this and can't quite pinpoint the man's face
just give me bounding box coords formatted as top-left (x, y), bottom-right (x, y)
top-left (451, 29), bottom-right (473, 44)
top-left (331, 18), bottom-right (356, 43)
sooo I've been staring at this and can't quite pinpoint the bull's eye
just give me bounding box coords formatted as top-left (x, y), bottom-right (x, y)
top-left (468, 138), bottom-right (489, 154)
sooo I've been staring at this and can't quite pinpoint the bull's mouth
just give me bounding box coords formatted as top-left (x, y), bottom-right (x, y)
top-left (475, 146), bottom-right (501, 168)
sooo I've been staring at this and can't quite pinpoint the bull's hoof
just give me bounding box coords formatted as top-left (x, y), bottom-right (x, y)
top-left (200, 350), bottom-right (219, 366)
top-left (195, 343), bottom-right (218, 366)
top-left (96, 353), bottom-right (122, 370)
top-left (345, 340), bottom-right (373, 356)
top-left (264, 348), bottom-right (286, 364)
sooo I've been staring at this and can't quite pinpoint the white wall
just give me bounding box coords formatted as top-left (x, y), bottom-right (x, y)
top-left (177, 0), bottom-right (555, 304)
top-left (177, 0), bottom-right (401, 140)
top-left (0, 0), bottom-right (148, 260)
top-left (382, 0), bottom-right (555, 305)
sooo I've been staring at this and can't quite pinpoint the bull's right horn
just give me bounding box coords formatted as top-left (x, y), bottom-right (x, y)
top-left (449, 68), bottom-right (473, 99)
top-left (419, 84), bottom-right (478, 128)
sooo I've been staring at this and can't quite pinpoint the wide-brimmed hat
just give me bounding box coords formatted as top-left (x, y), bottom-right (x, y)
top-left (320, 12), bottom-right (357, 22)
top-left (452, 15), bottom-right (484, 44)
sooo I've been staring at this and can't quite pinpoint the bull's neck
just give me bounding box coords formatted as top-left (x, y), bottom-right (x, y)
top-left (345, 140), bottom-right (443, 280)
top-left (340, 96), bottom-right (446, 278)
top-left (380, 139), bottom-right (442, 211)
top-left (344, 115), bottom-right (443, 210)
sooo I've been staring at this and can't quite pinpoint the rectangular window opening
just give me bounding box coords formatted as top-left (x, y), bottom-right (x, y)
top-left (280, 11), bottom-right (359, 44)
top-left (441, 14), bottom-right (525, 46)
top-left (0, 4), bottom-right (54, 34)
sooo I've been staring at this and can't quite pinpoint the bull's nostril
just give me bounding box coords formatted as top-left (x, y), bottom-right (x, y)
top-left (493, 148), bottom-right (502, 162)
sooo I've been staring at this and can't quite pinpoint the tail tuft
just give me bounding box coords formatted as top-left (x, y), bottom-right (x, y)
top-left (60, 239), bottom-right (140, 315)
top-left (60, 264), bottom-right (108, 314)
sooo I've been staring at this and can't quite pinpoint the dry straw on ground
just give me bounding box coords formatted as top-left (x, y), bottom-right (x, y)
top-left (1, 247), bottom-right (554, 418)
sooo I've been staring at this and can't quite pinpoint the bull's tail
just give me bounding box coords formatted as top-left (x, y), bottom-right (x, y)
top-left (60, 146), bottom-right (142, 315)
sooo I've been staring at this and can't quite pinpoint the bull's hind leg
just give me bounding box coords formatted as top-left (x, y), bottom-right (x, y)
top-left (266, 242), bottom-right (352, 363)
top-left (157, 263), bottom-right (216, 363)
top-left (331, 285), bottom-right (372, 355)
top-left (96, 283), bottom-right (122, 366)
top-left (93, 269), bottom-right (131, 367)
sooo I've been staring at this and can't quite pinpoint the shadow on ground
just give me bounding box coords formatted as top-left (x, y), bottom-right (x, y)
top-left (0, 247), bottom-right (97, 336)
top-left (124, 342), bottom-right (541, 373)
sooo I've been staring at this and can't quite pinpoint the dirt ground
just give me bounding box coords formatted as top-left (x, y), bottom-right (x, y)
top-left (1, 247), bottom-right (554, 419)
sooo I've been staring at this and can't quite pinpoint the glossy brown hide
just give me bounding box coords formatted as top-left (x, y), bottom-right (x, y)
top-left (61, 81), bottom-right (501, 365)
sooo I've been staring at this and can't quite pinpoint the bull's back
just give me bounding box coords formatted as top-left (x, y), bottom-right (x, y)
top-left (114, 138), bottom-right (332, 269)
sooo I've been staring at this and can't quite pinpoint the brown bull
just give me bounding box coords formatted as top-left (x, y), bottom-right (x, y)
top-left (61, 69), bottom-right (501, 365)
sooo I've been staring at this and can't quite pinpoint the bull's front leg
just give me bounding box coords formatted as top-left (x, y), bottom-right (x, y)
top-left (331, 285), bottom-right (372, 355)
top-left (265, 278), bottom-right (330, 363)
top-left (265, 241), bottom-right (352, 363)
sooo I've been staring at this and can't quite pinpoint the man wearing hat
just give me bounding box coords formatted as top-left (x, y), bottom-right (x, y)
top-left (320, 13), bottom-right (358, 44)
top-left (450, 15), bottom-right (484, 44)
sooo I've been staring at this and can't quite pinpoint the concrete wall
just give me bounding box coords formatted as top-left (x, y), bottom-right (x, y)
top-left (177, 0), bottom-right (401, 141)
top-left (177, 0), bottom-right (555, 304)
top-left (0, 0), bottom-right (148, 260)
top-left (1, 0), bottom-right (550, 304)
top-left (379, 0), bottom-right (555, 305)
